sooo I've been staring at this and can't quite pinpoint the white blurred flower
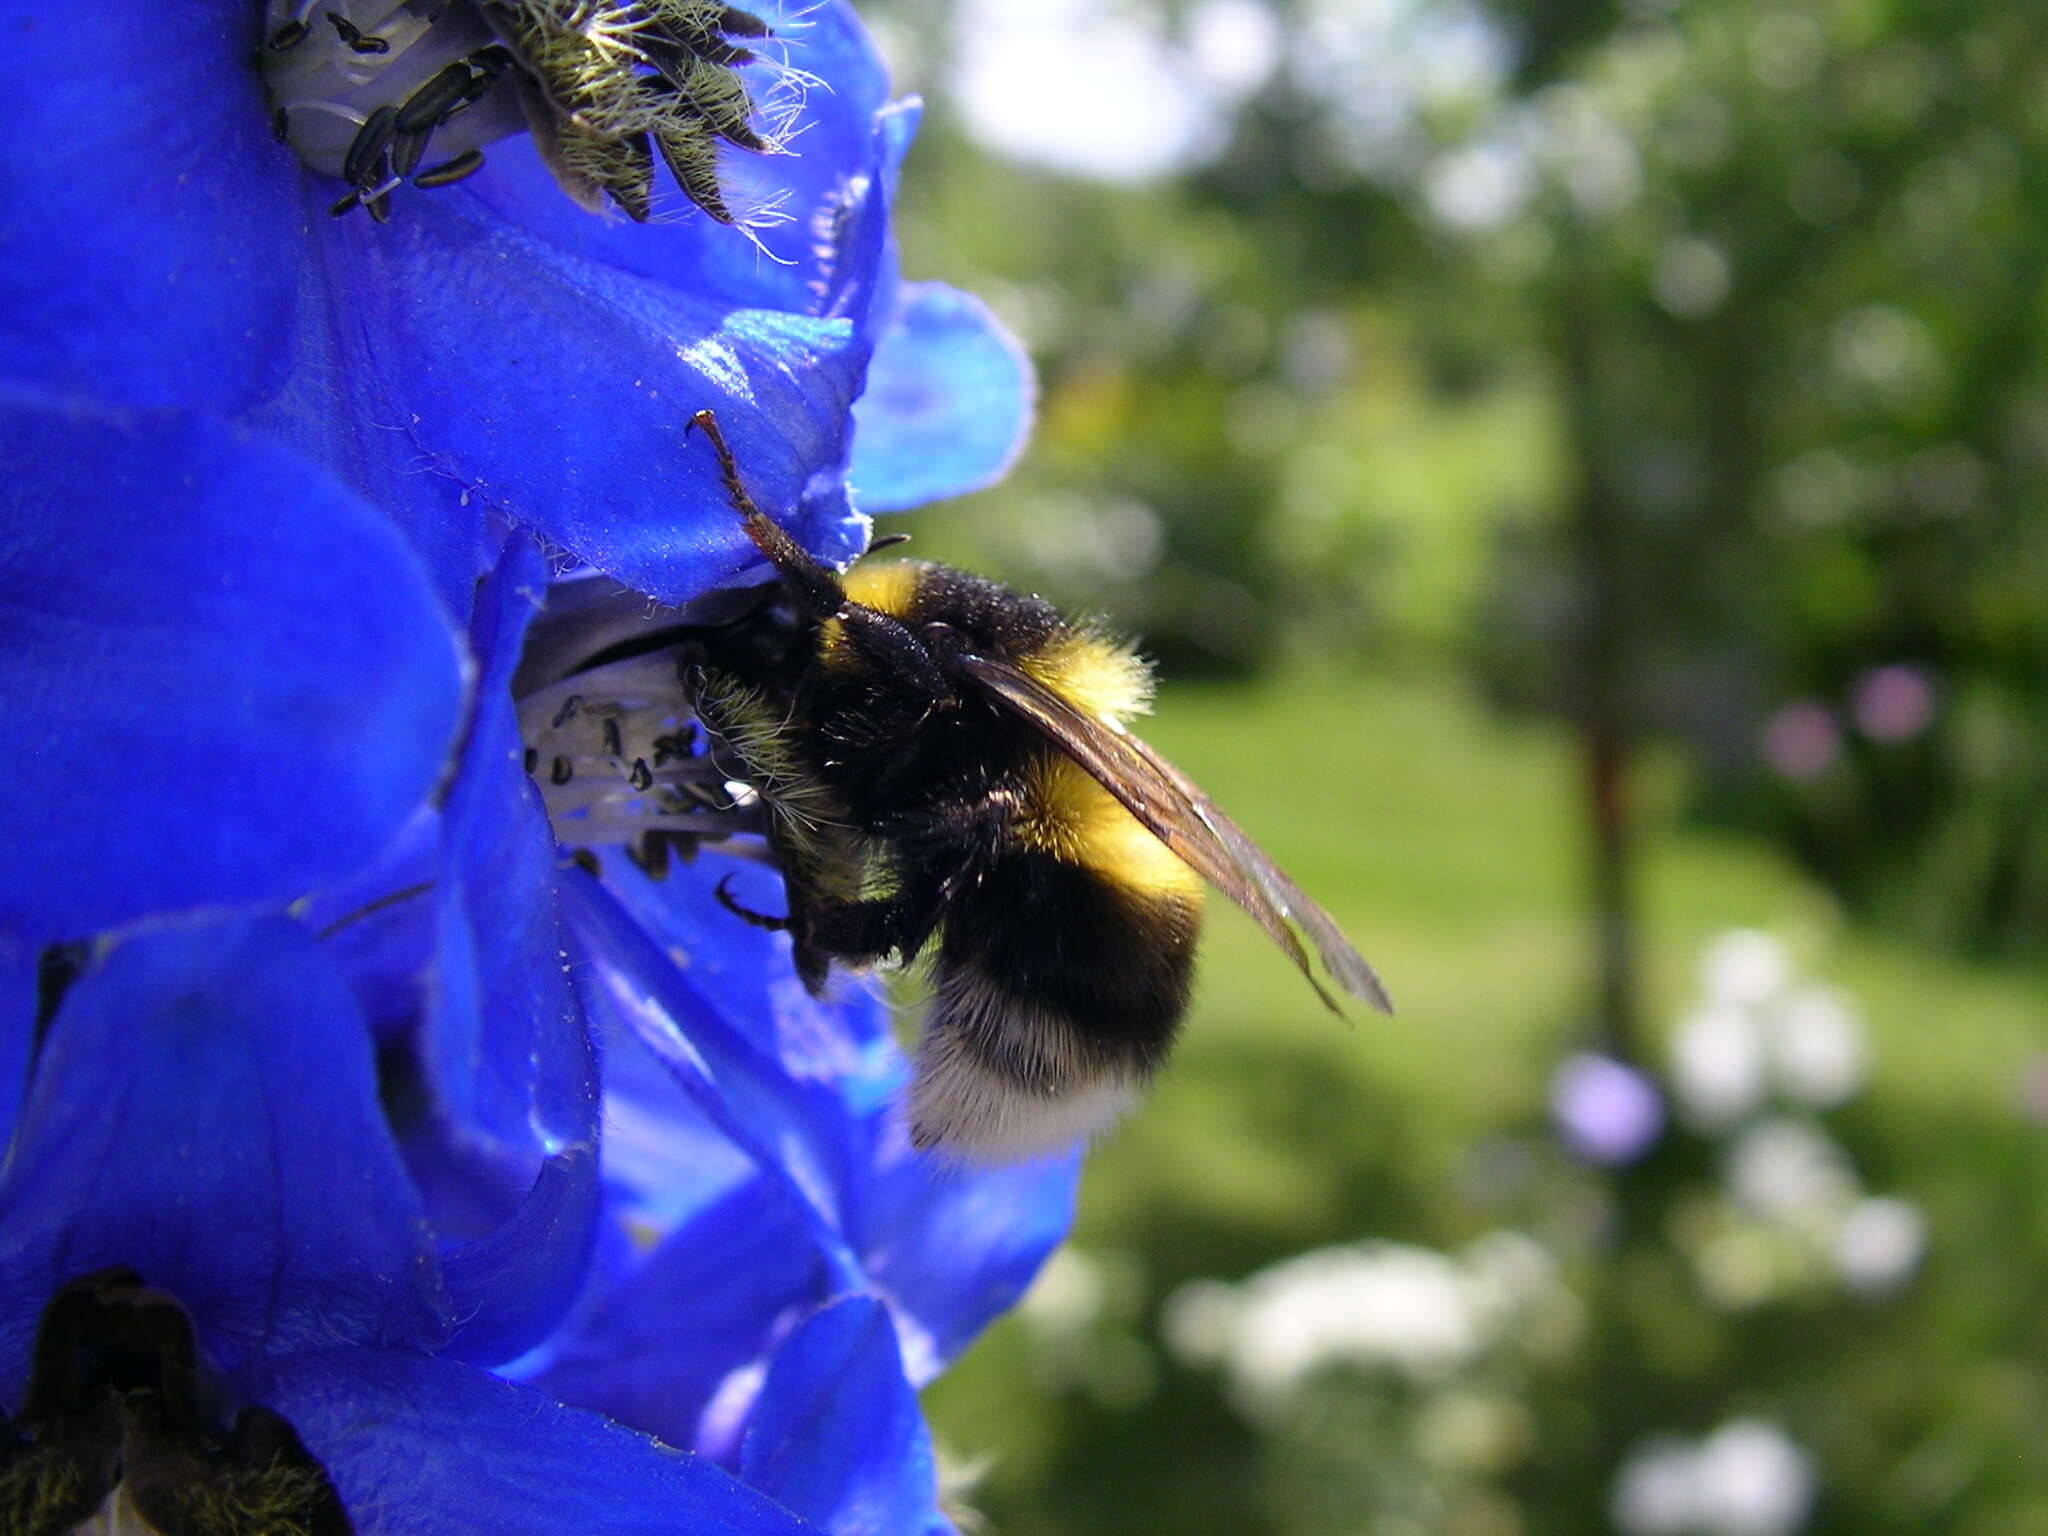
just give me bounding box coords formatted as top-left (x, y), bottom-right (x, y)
top-left (1833, 1196), bottom-right (1926, 1296)
top-left (1725, 1118), bottom-right (1859, 1226)
top-left (1613, 1436), bottom-right (1700, 1536)
top-left (1159, 1277), bottom-right (1239, 1364)
top-left (1461, 1229), bottom-right (1558, 1322)
top-left (1613, 1422), bottom-right (1816, 1536)
top-left (1694, 1420), bottom-right (1816, 1536)
top-left (1768, 987), bottom-right (1866, 1108)
top-left (1653, 236), bottom-right (1732, 319)
top-left (1700, 931), bottom-right (1792, 1007)
top-left (1670, 1004), bottom-right (1770, 1129)
top-left (1425, 138), bottom-right (1535, 230)
top-left (1238, 1244), bottom-right (1482, 1392)
top-left (1021, 1246), bottom-right (1107, 1335)
top-left (1164, 1232), bottom-right (1576, 1420)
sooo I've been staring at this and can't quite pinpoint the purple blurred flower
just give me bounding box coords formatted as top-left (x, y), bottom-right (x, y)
top-left (1849, 664), bottom-right (1937, 743)
top-left (1762, 702), bottom-right (1842, 781)
top-left (1551, 1053), bottom-right (1665, 1166)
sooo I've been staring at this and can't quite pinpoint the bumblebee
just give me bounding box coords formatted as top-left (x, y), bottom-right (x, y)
top-left (520, 412), bottom-right (1391, 1158)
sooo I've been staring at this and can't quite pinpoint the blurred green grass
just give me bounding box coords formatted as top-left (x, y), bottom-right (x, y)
top-left (921, 663), bottom-right (2048, 1532)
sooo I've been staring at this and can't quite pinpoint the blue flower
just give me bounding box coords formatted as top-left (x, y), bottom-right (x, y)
top-left (0, 519), bottom-right (1077, 1531)
top-left (0, 918), bottom-right (810, 1534)
top-left (308, 529), bottom-right (1078, 1524)
top-left (1, 1), bottom-right (1031, 615)
top-left (0, 3), bottom-right (1064, 1526)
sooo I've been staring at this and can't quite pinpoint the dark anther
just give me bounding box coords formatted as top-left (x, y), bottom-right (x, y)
top-left (629, 758), bottom-right (654, 791)
top-left (270, 107), bottom-right (292, 144)
top-left (342, 105), bottom-right (398, 190)
top-left (326, 10), bottom-right (390, 54)
top-left (365, 191), bottom-right (393, 224)
top-left (715, 873), bottom-right (790, 931)
top-left (602, 717), bottom-right (624, 759)
top-left (523, 747), bottom-right (539, 775)
top-left (627, 832), bottom-right (672, 880)
top-left (395, 61), bottom-right (475, 135)
top-left (328, 190), bottom-right (361, 218)
top-left (570, 849), bottom-right (602, 877)
top-left (551, 694), bottom-right (584, 730)
top-left (413, 149), bottom-right (485, 189)
top-left (550, 756), bottom-right (574, 786)
top-left (468, 44), bottom-right (515, 83)
top-left (392, 128), bottom-right (431, 180)
top-left (266, 18), bottom-right (310, 50)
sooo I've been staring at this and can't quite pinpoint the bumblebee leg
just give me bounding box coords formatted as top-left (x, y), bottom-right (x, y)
top-left (835, 605), bottom-right (954, 711)
top-left (688, 409), bottom-right (844, 616)
top-left (714, 872), bottom-right (791, 931)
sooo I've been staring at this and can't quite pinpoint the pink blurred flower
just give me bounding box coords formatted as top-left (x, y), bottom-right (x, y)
top-left (1850, 664), bottom-right (1937, 742)
top-left (1762, 701), bottom-right (1841, 780)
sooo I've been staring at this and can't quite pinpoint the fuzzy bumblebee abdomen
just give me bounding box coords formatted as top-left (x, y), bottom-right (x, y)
top-left (907, 752), bottom-right (1206, 1156)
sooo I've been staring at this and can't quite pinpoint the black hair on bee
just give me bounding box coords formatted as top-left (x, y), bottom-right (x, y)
top-left (539, 412), bottom-right (1391, 1159)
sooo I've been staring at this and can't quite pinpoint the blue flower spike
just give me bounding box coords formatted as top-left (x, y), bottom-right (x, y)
top-left (0, 0), bottom-right (1061, 1528)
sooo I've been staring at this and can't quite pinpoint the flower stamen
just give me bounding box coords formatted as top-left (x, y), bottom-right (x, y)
top-left (262, 1), bottom-right (804, 228)
top-left (518, 652), bottom-right (770, 877)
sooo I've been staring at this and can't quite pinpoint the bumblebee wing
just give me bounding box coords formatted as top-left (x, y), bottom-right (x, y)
top-left (954, 653), bottom-right (1393, 1015)
top-left (1116, 728), bottom-right (1394, 1014)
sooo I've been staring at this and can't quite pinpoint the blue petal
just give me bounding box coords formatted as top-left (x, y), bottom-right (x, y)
top-left (456, 2), bottom-right (894, 319)
top-left (302, 807), bottom-right (443, 1045)
top-left (600, 856), bottom-right (897, 1081)
top-left (850, 285), bottom-right (1037, 513)
top-left (319, 197), bottom-right (867, 607)
top-left (246, 315), bottom-right (494, 625)
top-left (0, 393), bottom-right (464, 942)
top-left (429, 535), bottom-right (598, 1163)
top-left (0, 918), bottom-right (447, 1397)
top-left (239, 1348), bottom-right (819, 1536)
top-left (558, 867), bottom-right (864, 1269)
top-left (532, 1173), bottom-right (832, 1459)
top-left (852, 1133), bottom-right (1079, 1386)
top-left (441, 1147), bottom-right (600, 1368)
top-left (739, 1296), bottom-right (944, 1536)
top-left (0, 4), bottom-right (299, 412)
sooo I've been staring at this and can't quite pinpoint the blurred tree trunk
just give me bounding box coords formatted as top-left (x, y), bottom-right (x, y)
top-left (1557, 225), bottom-right (1639, 1062)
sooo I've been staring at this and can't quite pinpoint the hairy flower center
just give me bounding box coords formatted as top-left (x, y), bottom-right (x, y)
top-left (1, 1270), bottom-right (352, 1536)
top-left (260, 1), bottom-right (805, 226)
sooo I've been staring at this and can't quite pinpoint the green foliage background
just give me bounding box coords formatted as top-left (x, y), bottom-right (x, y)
top-left (853, 1), bottom-right (2048, 1530)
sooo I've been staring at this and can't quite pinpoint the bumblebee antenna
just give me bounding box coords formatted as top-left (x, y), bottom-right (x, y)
top-left (688, 409), bottom-right (844, 615)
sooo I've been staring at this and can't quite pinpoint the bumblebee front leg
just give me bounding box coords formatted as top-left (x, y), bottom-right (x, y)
top-left (688, 409), bottom-right (845, 615)
top-left (689, 408), bottom-right (953, 712)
